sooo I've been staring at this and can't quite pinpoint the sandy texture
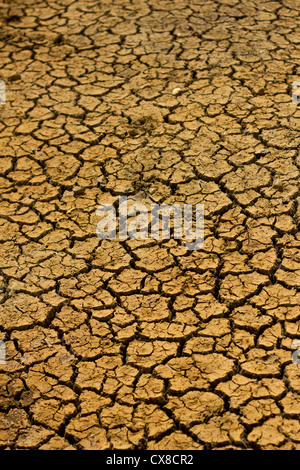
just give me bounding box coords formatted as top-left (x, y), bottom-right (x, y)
top-left (0, 0), bottom-right (300, 450)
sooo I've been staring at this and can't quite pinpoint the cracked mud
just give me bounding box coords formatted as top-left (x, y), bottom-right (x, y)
top-left (0, 0), bottom-right (300, 451)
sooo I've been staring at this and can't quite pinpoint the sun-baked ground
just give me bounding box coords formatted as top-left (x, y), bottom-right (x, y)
top-left (1, 0), bottom-right (300, 450)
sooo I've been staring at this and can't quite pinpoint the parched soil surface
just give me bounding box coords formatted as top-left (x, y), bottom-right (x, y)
top-left (0, 0), bottom-right (300, 451)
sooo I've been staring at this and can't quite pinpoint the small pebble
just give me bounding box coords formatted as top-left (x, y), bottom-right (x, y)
top-left (172, 88), bottom-right (182, 95)
top-left (255, 149), bottom-right (269, 156)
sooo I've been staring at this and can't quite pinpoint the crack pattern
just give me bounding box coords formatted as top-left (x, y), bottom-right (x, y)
top-left (0, 0), bottom-right (300, 450)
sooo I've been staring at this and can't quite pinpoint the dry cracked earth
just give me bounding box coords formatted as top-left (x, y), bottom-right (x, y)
top-left (0, 0), bottom-right (300, 452)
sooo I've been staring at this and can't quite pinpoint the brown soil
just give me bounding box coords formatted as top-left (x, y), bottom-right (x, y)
top-left (0, 0), bottom-right (300, 450)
